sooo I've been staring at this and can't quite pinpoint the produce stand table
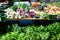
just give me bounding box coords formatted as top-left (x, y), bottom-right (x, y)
top-left (7, 18), bottom-right (60, 21)
top-left (7, 18), bottom-right (47, 20)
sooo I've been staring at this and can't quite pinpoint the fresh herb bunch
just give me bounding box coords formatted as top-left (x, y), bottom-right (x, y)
top-left (0, 4), bottom-right (8, 11)
top-left (10, 5), bottom-right (18, 11)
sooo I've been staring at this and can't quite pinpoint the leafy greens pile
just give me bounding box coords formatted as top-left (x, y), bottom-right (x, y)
top-left (0, 22), bottom-right (60, 40)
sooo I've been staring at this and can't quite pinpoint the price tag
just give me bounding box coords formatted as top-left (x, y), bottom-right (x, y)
top-left (0, 17), bottom-right (1, 21)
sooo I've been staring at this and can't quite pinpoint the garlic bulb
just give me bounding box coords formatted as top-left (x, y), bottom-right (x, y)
top-left (10, 16), bottom-right (13, 19)
top-left (4, 8), bottom-right (22, 19)
top-left (18, 15), bottom-right (21, 19)
top-left (15, 16), bottom-right (17, 19)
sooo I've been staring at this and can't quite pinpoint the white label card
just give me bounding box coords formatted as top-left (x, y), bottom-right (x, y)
top-left (0, 17), bottom-right (1, 21)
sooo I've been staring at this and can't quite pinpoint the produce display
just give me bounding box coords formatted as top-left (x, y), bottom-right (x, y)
top-left (44, 5), bottom-right (60, 15)
top-left (4, 2), bottom-right (31, 19)
top-left (4, 8), bottom-right (21, 19)
top-left (4, 2), bottom-right (48, 20)
top-left (3, 2), bottom-right (60, 20)
top-left (0, 22), bottom-right (60, 40)
top-left (1, 1), bottom-right (60, 40)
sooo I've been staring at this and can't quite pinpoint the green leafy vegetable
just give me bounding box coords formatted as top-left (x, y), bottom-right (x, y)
top-left (0, 22), bottom-right (60, 40)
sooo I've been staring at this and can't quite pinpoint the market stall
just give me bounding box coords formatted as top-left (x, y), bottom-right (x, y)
top-left (1, 0), bottom-right (60, 40)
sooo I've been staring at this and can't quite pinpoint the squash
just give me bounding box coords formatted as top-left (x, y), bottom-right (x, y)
top-left (32, 2), bottom-right (40, 8)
